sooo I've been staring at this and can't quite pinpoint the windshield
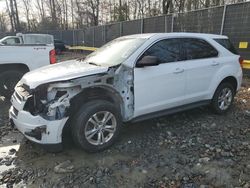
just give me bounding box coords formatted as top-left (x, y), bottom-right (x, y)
top-left (83, 37), bottom-right (147, 67)
top-left (0, 37), bottom-right (7, 44)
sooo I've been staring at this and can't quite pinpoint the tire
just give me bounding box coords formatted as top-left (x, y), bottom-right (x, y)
top-left (0, 70), bottom-right (24, 99)
top-left (211, 82), bottom-right (235, 114)
top-left (71, 100), bottom-right (122, 152)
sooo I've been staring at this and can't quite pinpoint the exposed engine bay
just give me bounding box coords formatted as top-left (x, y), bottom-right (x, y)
top-left (16, 65), bottom-right (134, 122)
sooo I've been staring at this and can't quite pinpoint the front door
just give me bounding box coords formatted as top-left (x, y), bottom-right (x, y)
top-left (133, 38), bottom-right (187, 117)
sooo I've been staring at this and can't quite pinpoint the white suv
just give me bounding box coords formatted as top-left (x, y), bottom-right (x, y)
top-left (9, 33), bottom-right (243, 152)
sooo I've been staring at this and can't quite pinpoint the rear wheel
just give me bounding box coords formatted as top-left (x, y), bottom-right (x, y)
top-left (71, 100), bottom-right (122, 152)
top-left (0, 70), bottom-right (24, 99)
top-left (211, 82), bottom-right (235, 114)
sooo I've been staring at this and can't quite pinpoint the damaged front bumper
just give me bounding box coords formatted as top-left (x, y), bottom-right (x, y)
top-left (9, 92), bottom-right (68, 145)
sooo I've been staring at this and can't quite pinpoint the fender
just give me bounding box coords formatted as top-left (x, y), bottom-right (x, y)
top-left (0, 63), bottom-right (29, 73)
top-left (70, 85), bottom-right (126, 119)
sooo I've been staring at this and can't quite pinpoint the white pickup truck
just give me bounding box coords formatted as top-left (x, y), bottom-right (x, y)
top-left (0, 33), bottom-right (54, 45)
top-left (0, 44), bottom-right (56, 98)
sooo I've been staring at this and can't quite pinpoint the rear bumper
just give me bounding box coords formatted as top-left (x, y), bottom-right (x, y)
top-left (9, 95), bottom-right (68, 145)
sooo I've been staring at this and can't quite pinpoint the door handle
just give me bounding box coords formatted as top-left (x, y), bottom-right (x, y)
top-left (211, 61), bottom-right (219, 66)
top-left (173, 68), bottom-right (184, 74)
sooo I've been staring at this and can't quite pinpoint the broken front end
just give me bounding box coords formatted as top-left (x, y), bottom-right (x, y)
top-left (9, 65), bottom-right (134, 147)
top-left (9, 82), bottom-right (80, 146)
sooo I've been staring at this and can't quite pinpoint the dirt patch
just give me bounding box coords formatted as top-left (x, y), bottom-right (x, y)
top-left (0, 77), bottom-right (249, 187)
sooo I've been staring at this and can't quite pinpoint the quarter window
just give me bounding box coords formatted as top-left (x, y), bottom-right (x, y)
top-left (182, 38), bottom-right (218, 60)
top-left (214, 38), bottom-right (238, 55)
top-left (141, 39), bottom-right (183, 64)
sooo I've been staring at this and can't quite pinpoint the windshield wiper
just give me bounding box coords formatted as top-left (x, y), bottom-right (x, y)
top-left (88, 62), bottom-right (101, 66)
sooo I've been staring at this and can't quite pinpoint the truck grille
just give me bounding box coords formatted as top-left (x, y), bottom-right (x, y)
top-left (13, 106), bottom-right (18, 117)
top-left (15, 84), bottom-right (31, 99)
top-left (10, 106), bottom-right (18, 119)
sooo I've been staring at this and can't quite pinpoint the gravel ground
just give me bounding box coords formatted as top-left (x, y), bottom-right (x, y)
top-left (0, 55), bottom-right (249, 187)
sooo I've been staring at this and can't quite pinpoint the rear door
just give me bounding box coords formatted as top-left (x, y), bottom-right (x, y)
top-left (181, 38), bottom-right (220, 103)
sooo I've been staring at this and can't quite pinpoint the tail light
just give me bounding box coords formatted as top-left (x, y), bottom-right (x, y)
top-left (239, 57), bottom-right (244, 68)
top-left (49, 49), bottom-right (56, 64)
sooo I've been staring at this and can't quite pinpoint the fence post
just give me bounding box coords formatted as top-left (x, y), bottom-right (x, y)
top-left (83, 29), bottom-right (85, 45)
top-left (120, 22), bottom-right (123, 36)
top-left (103, 25), bottom-right (106, 44)
top-left (220, 4), bottom-right (227, 35)
top-left (60, 30), bottom-right (63, 40)
top-left (171, 14), bottom-right (174, 32)
top-left (164, 15), bottom-right (168, 32)
top-left (92, 27), bottom-right (95, 47)
top-left (141, 19), bottom-right (144, 33)
top-left (72, 30), bottom-right (75, 45)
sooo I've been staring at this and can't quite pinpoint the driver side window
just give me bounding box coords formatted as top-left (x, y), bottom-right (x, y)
top-left (141, 38), bottom-right (183, 64)
top-left (5, 38), bottom-right (20, 45)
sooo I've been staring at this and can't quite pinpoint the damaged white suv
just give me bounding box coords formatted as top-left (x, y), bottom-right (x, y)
top-left (9, 33), bottom-right (242, 152)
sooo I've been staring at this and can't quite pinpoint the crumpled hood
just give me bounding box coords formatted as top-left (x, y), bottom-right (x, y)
top-left (21, 59), bottom-right (108, 89)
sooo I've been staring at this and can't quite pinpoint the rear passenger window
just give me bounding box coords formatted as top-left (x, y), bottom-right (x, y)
top-left (142, 38), bottom-right (183, 64)
top-left (214, 38), bottom-right (238, 55)
top-left (182, 38), bottom-right (218, 60)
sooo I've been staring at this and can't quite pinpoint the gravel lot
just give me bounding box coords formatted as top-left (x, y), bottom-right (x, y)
top-left (0, 54), bottom-right (249, 188)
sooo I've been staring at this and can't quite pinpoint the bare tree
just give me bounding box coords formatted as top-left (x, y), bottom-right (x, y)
top-left (35, 0), bottom-right (46, 21)
top-left (5, 0), bottom-right (14, 32)
top-left (0, 13), bottom-right (8, 32)
top-left (5, 0), bottom-right (20, 31)
top-left (1, 0), bottom-right (249, 31)
top-left (162, 0), bottom-right (173, 14)
top-left (49, 0), bottom-right (57, 26)
top-left (88, 0), bottom-right (100, 26)
top-left (13, 0), bottom-right (20, 31)
top-left (22, 0), bottom-right (31, 30)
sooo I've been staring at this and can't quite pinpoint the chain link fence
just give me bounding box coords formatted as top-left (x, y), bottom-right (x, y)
top-left (0, 1), bottom-right (250, 59)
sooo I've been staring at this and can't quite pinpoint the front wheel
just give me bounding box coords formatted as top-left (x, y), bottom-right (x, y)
top-left (71, 100), bottom-right (122, 152)
top-left (211, 82), bottom-right (235, 114)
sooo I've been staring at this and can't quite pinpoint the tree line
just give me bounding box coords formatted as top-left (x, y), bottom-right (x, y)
top-left (0, 0), bottom-right (248, 32)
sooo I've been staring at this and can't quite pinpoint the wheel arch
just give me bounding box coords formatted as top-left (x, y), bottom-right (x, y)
top-left (70, 86), bottom-right (124, 112)
top-left (0, 63), bottom-right (30, 73)
top-left (217, 76), bottom-right (238, 93)
top-left (62, 86), bottom-right (124, 140)
top-left (211, 75), bottom-right (238, 100)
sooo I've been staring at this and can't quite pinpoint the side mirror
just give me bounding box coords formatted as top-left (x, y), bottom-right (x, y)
top-left (136, 56), bottom-right (159, 67)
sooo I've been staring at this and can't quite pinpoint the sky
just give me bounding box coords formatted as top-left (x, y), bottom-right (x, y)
top-left (0, 0), bottom-right (30, 22)
top-left (0, 1), bottom-right (5, 12)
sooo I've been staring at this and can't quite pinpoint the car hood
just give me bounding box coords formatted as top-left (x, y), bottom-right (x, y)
top-left (21, 60), bottom-right (108, 89)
